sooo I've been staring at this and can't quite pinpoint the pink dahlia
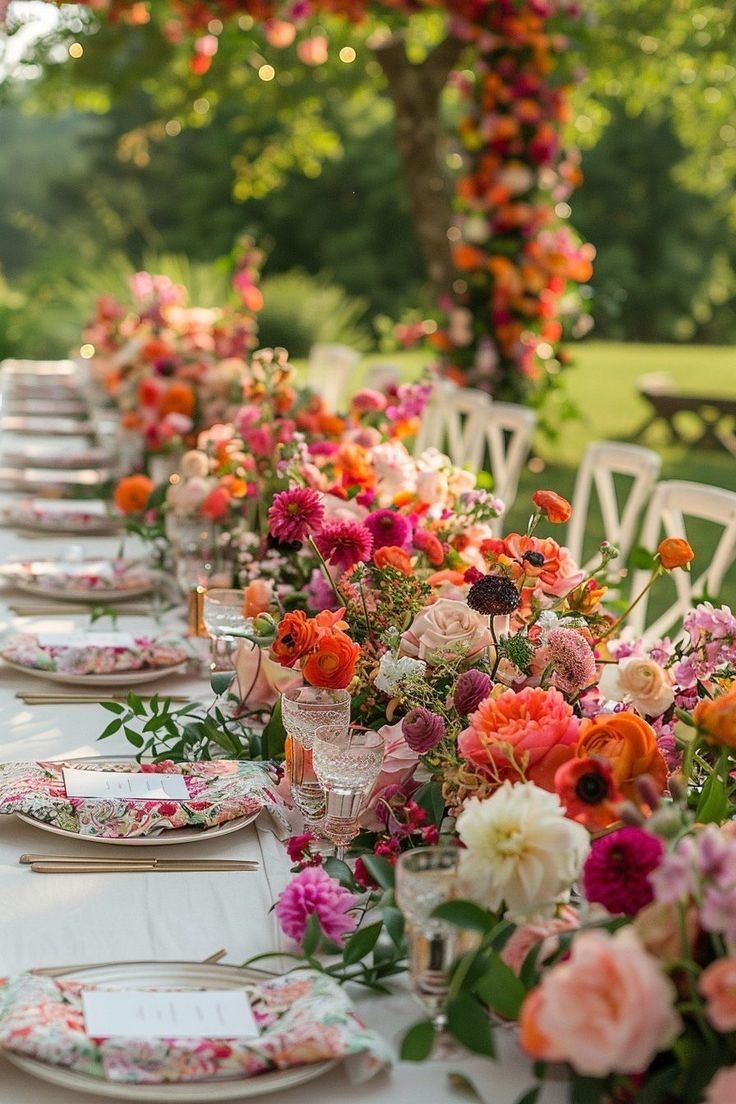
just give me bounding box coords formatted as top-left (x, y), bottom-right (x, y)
top-left (314, 520), bottom-right (373, 571)
top-left (583, 827), bottom-right (664, 917)
top-left (364, 508), bottom-right (412, 551)
top-left (267, 487), bottom-right (324, 544)
top-left (546, 627), bottom-right (597, 695)
top-left (275, 866), bottom-right (359, 946)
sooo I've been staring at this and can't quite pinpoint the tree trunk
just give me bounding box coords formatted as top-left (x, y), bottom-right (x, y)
top-left (374, 33), bottom-right (464, 303)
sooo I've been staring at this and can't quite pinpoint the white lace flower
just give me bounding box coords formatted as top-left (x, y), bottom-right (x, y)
top-left (374, 653), bottom-right (427, 695)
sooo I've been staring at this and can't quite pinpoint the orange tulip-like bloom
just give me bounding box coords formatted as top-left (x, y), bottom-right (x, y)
top-left (302, 631), bottom-right (360, 690)
top-left (373, 546), bottom-right (413, 576)
top-left (657, 537), bottom-right (695, 571)
top-left (576, 712), bottom-right (667, 802)
top-left (243, 580), bottom-right (273, 619)
top-left (271, 611), bottom-right (318, 669)
top-left (693, 688), bottom-right (736, 749)
top-left (160, 381), bottom-right (196, 418)
top-left (532, 489), bottom-right (572, 524)
top-left (113, 474), bottom-right (154, 515)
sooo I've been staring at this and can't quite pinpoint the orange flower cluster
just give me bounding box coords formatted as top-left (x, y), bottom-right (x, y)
top-left (271, 607), bottom-right (360, 691)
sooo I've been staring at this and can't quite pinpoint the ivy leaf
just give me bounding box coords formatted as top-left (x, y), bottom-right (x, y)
top-left (210, 671), bottom-right (233, 697)
top-left (432, 901), bottom-right (494, 933)
top-left (100, 701), bottom-right (125, 715)
top-left (323, 856), bottom-right (356, 890)
top-left (342, 921), bottom-right (383, 966)
top-left (99, 717), bottom-right (123, 740)
top-left (400, 1020), bottom-right (436, 1061)
top-left (382, 905), bottom-right (405, 948)
top-left (123, 726), bottom-right (144, 748)
top-left (360, 853), bottom-right (395, 891)
top-left (126, 691), bottom-right (145, 717)
top-left (262, 698), bottom-right (286, 761)
top-left (695, 770), bottom-right (729, 824)
top-left (473, 955), bottom-right (527, 1020)
top-left (446, 993), bottom-right (495, 1057)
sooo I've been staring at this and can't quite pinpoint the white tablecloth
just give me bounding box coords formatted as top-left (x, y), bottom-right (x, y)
top-left (0, 472), bottom-right (566, 1103)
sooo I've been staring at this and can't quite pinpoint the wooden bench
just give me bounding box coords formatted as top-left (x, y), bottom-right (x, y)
top-left (635, 374), bottom-right (736, 454)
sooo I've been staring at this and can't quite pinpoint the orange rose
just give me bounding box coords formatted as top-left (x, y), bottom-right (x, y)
top-left (693, 688), bottom-right (736, 748)
top-left (302, 630), bottom-right (360, 690)
top-left (532, 489), bottom-right (572, 524)
top-left (271, 611), bottom-right (317, 669)
top-left (160, 382), bottom-right (195, 418)
top-left (113, 474), bottom-right (154, 515)
top-left (373, 546), bottom-right (413, 576)
top-left (576, 712), bottom-right (667, 801)
top-left (657, 538), bottom-right (694, 571)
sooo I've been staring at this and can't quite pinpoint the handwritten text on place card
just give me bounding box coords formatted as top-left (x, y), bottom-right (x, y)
top-left (36, 632), bottom-right (136, 650)
top-left (82, 990), bottom-right (258, 1039)
top-left (62, 768), bottom-right (190, 801)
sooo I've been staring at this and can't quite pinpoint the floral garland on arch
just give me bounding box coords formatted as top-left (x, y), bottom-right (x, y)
top-left (58, 0), bottom-right (591, 402)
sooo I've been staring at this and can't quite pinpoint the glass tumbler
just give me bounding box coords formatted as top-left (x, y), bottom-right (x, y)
top-left (280, 687), bottom-right (351, 829)
top-left (312, 726), bottom-right (385, 857)
top-left (202, 588), bottom-right (249, 671)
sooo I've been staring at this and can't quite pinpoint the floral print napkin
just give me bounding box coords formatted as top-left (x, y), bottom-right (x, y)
top-left (1, 631), bottom-right (187, 675)
top-left (0, 970), bottom-right (390, 1085)
top-left (0, 759), bottom-right (290, 838)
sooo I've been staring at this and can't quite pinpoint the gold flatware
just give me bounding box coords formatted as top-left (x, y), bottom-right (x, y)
top-left (20, 854), bottom-right (258, 868)
top-left (30, 948), bottom-right (229, 977)
top-left (30, 859), bottom-right (259, 874)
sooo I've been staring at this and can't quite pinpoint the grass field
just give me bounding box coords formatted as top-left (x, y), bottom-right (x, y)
top-left (359, 341), bottom-right (736, 614)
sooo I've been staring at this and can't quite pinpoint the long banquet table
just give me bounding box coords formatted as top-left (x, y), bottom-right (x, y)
top-left (0, 427), bottom-right (566, 1104)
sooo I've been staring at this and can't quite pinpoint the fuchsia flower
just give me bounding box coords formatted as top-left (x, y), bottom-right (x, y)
top-left (275, 866), bottom-right (359, 946)
top-left (314, 520), bottom-right (373, 571)
top-left (364, 509), bottom-right (412, 551)
top-left (267, 487), bottom-right (324, 544)
top-left (583, 827), bottom-right (664, 917)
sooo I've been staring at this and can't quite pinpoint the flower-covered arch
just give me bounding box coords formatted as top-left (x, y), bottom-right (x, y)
top-left (47, 0), bottom-right (594, 402)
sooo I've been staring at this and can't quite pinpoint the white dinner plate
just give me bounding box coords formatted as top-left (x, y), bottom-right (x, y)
top-left (0, 657), bottom-right (188, 687)
top-left (12, 578), bottom-right (153, 603)
top-left (9, 516), bottom-right (121, 535)
top-left (2, 961), bottom-right (338, 1101)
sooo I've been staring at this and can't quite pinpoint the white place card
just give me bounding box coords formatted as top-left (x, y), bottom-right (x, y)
top-left (63, 768), bottom-right (190, 801)
top-left (31, 560), bottom-right (114, 578)
top-left (36, 631), bottom-right (136, 650)
top-left (31, 498), bottom-right (108, 516)
top-left (82, 990), bottom-right (258, 1039)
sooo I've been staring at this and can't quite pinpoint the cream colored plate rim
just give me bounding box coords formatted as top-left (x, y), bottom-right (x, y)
top-left (1, 657), bottom-right (188, 687)
top-left (12, 578), bottom-right (153, 603)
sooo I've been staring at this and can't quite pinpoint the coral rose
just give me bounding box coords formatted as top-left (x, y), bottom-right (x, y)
top-left (693, 688), bottom-right (736, 748)
top-left (373, 546), bottom-right (413, 575)
top-left (160, 381), bottom-right (196, 418)
top-left (576, 712), bottom-right (667, 801)
top-left (658, 537), bottom-right (694, 571)
top-left (532, 489), bottom-right (572, 524)
top-left (271, 611), bottom-right (317, 668)
top-left (302, 631), bottom-right (360, 690)
top-left (401, 598), bottom-right (492, 662)
top-left (700, 958), bottom-right (736, 1032)
top-left (458, 686), bottom-right (579, 791)
top-left (114, 474), bottom-right (153, 515)
top-left (519, 928), bottom-right (681, 1076)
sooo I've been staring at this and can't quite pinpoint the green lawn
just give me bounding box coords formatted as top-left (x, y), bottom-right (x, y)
top-left (359, 341), bottom-right (736, 614)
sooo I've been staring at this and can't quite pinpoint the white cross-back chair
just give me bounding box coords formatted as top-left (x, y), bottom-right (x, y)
top-left (472, 402), bottom-right (536, 530)
top-left (628, 480), bottom-right (736, 640)
top-left (566, 442), bottom-right (662, 573)
top-left (413, 380), bottom-right (492, 466)
top-left (306, 343), bottom-right (361, 412)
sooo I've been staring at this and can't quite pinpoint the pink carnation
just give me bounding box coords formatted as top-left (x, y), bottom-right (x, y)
top-left (268, 487), bottom-right (324, 544)
top-left (314, 520), bottom-right (373, 571)
top-left (275, 866), bottom-right (359, 946)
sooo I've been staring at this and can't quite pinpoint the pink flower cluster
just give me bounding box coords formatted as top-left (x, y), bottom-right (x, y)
top-left (674, 603), bottom-right (736, 689)
top-left (651, 825), bottom-right (736, 944)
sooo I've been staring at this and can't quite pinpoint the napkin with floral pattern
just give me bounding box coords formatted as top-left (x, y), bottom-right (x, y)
top-left (0, 970), bottom-right (390, 1085)
top-left (1, 631), bottom-right (187, 675)
top-left (0, 759), bottom-right (290, 838)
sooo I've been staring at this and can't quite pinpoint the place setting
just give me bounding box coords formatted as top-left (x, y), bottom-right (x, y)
top-left (0, 497), bottom-right (123, 535)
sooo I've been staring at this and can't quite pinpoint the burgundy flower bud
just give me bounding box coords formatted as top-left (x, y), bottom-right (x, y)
top-left (454, 669), bottom-right (493, 716)
top-left (464, 566), bottom-right (484, 584)
top-left (402, 707), bottom-right (446, 754)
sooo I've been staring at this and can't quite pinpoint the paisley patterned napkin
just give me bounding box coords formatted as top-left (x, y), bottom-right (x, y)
top-left (1, 631), bottom-right (187, 675)
top-left (0, 970), bottom-right (390, 1085)
top-left (0, 759), bottom-right (290, 838)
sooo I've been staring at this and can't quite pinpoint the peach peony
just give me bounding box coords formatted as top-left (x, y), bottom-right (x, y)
top-left (700, 959), bottom-right (736, 1032)
top-left (519, 928), bottom-right (681, 1076)
top-left (458, 686), bottom-right (579, 791)
top-left (500, 907), bottom-right (580, 977)
top-left (401, 598), bottom-right (492, 662)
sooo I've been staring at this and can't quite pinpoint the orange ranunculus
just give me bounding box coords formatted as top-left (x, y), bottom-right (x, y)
top-left (373, 546), bottom-right (413, 576)
top-left (693, 688), bottom-right (736, 749)
top-left (160, 381), bottom-right (196, 418)
top-left (271, 611), bottom-right (318, 669)
top-left (302, 630), bottom-right (360, 690)
top-left (316, 412), bottom-right (346, 437)
top-left (576, 712), bottom-right (667, 802)
top-left (113, 474), bottom-right (154, 515)
top-left (657, 537), bottom-right (695, 571)
top-left (314, 608), bottom-right (349, 634)
top-left (532, 489), bottom-right (572, 524)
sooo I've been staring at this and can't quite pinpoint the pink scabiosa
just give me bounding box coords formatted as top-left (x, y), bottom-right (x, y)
top-left (546, 627), bottom-right (597, 696)
top-left (454, 669), bottom-right (493, 716)
top-left (402, 707), bottom-right (446, 753)
top-left (267, 487), bottom-right (324, 544)
top-left (364, 508), bottom-right (412, 551)
top-left (583, 827), bottom-right (664, 917)
top-left (314, 520), bottom-right (373, 571)
top-left (275, 866), bottom-right (359, 946)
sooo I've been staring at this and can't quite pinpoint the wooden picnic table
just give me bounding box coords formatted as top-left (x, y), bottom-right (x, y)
top-left (636, 376), bottom-right (736, 454)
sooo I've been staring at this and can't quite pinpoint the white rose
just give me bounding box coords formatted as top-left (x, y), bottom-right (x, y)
top-left (448, 467), bottom-right (477, 495)
top-left (180, 450), bottom-right (210, 479)
top-left (416, 468), bottom-right (449, 506)
top-left (401, 598), bottom-right (492, 661)
top-left (165, 476), bottom-right (212, 516)
top-left (599, 655), bottom-right (674, 718)
top-left (457, 782), bottom-right (590, 920)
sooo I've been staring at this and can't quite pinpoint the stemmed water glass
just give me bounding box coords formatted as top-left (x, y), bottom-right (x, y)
top-left (202, 588), bottom-right (250, 671)
top-left (280, 687), bottom-right (351, 830)
top-left (395, 846), bottom-right (469, 1058)
top-left (312, 725), bottom-right (385, 859)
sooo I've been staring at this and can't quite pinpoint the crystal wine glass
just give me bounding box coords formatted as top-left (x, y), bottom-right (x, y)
top-left (312, 725), bottom-right (385, 859)
top-left (202, 588), bottom-right (250, 672)
top-left (395, 846), bottom-right (468, 1058)
top-left (280, 687), bottom-right (351, 830)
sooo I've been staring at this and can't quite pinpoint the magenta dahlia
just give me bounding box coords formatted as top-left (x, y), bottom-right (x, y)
top-left (267, 487), bottom-right (324, 544)
top-left (582, 827), bottom-right (664, 917)
top-left (275, 866), bottom-right (359, 946)
top-left (314, 520), bottom-right (374, 571)
top-left (364, 508), bottom-right (412, 551)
